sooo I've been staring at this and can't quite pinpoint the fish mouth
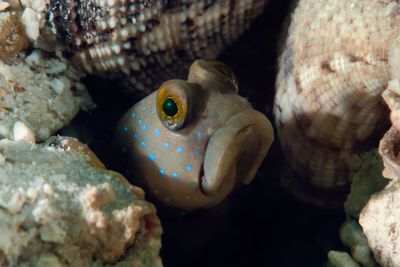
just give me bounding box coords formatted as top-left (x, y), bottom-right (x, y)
top-left (200, 109), bottom-right (274, 196)
top-left (198, 162), bottom-right (206, 195)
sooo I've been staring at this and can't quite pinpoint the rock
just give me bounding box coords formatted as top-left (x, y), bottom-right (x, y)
top-left (0, 137), bottom-right (163, 266)
top-left (21, 7), bottom-right (39, 41)
top-left (360, 181), bottom-right (400, 267)
top-left (0, 53), bottom-right (94, 142)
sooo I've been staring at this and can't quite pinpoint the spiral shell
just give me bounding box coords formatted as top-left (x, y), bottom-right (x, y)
top-left (274, 0), bottom-right (400, 188)
top-left (46, 0), bottom-right (267, 95)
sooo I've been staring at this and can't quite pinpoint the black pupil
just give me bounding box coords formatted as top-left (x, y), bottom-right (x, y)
top-left (163, 98), bottom-right (178, 117)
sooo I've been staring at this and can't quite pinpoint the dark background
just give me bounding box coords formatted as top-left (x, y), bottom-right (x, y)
top-left (63, 1), bottom-right (348, 266)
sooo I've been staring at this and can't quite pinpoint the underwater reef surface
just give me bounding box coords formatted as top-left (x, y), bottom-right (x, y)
top-left (7, 0), bottom-right (397, 266)
top-left (69, 1), bottom-right (349, 266)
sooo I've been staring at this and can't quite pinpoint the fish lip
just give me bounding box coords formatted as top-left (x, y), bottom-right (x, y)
top-left (201, 109), bottom-right (274, 196)
top-left (199, 163), bottom-right (206, 195)
top-left (198, 136), bottom-right (210, 195)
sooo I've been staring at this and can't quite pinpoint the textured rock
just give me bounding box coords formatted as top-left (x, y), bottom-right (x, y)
top-left (0, 52), bottom-right (93, 142)
top-left (360, 128), bottom-right (400, 266)
top-left (0, 137), bottom-right (162, 266)
top-left (0, 2), bottom-right (94, 142)
top-left (0, 11), bottom-right (28, 61)
top-left (360, 182), bottom-right (400, 267)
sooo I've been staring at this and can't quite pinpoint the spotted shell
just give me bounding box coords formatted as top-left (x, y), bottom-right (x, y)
top-left (274, 0), bottom-right (400, 189)
top-left (46, 0), bottom-right (267, 95)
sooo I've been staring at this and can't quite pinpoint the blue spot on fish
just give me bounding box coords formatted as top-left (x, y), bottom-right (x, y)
top-left (138, 119), bottom-right (142, 125)
top-left (197, 131), bottom-right (202, 137)
top-left (124, 126), bottom-right (128, 132)
top-left (141, 141), bottom-right (146, 147)
top-left (190, 184), bottom-right (197, 188)
top-left (185, 165), bottom-right (193, 171)
top-left (155, 128), bottom-right (160, 136)
top-left (172, 172), bottom-right (179, 179)
top-left (132, 112), bottom-right (136, 119)
top-left (159, 169), bottom-right (165, 175)
top-left (195, 149), bottom-right (200, 155)
top-left (149, 153), bottom-right (155, 160)
top-left (143, 125), bottom-right (146, 131)
top-left (164, 142), bottom-right (170, 148)
top-left (153, 107), bottom-right (157, 114)
top-left (134, 133), bottom-right (137, 139)
top-left (177, 146), bottom-right (183, 153)
top-left (122, 146), bottom-right (127, 152)
top-left (142, 106), bottom-right (146, 111)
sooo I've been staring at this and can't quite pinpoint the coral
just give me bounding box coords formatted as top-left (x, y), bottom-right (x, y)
top-left (0, 136), bottom-right (162, 266)
top-left (327, 150), bottom-right (387, 266)
top-left (327, 251), bottom-right (360, 267)
top-left (343, 151), bottom-right (388, 219)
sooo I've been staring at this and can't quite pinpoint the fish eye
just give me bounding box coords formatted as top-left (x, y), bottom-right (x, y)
top-left (162, 97), bottom-right (178, 117)
top-left (156, 81), bottom-right (191, 131)
top-left (206, 60), bottom-right (238, 87)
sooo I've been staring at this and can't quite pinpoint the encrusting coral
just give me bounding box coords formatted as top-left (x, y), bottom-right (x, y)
top-left (332, 151), bottom-right (387, 267)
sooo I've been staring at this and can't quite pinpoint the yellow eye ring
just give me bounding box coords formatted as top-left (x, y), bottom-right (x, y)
top-left (156, 83), bottom-right (188, 130)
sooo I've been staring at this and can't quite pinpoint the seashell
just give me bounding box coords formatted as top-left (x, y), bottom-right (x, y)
top-left (44, 0), bottom-right (268, 95)
top-left (274, 0), bottom-right (400, 189)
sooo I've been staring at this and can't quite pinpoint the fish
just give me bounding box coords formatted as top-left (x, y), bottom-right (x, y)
top-left (115, 59), bottom-right (274, 210)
